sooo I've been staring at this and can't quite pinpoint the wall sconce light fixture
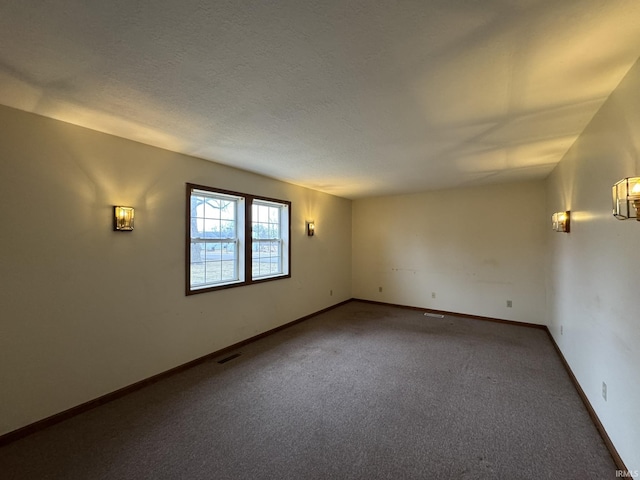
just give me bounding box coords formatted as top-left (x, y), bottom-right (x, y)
top-left (612, 177), bottom-right (640, 221)
top-left (306, 220), bottom-right (315, 236)
top-left (551, 211), bottom-right (570, 233)
top-left (114, 206), bottom-right (135, 231)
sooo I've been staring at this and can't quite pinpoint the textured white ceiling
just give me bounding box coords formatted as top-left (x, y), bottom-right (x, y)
top-left (1, 0), bottom-right (639, 198)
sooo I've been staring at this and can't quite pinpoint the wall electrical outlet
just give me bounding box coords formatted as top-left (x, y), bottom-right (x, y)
top-left (506, 300), bottom-right (513, 308)
top-left (330, 289), bottom-right (333, 296)
top-left (560, 325), bottom-right (563, 335)
top-left (602, 382), bottom-right (607, 401)
top-left (431, 292), bottom-right (436, 298)
top-left (378, 286), bottom-right (383, 293)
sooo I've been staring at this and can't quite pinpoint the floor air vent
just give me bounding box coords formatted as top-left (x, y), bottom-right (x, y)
top-left (424, 312), bottom-right (445, 318)
top-left (218, 353), bottom-right (242, 364)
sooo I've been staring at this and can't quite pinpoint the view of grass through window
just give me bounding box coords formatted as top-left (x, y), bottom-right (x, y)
top-left (252, 202), bottom-right (283, 278)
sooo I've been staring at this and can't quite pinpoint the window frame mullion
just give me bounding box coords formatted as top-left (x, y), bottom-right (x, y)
top-left (243, 194), bottom-right (254, 286)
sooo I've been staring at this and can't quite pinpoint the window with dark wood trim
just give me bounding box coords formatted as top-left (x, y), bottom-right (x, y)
top-left (186, 183), bottom-right (291, 295)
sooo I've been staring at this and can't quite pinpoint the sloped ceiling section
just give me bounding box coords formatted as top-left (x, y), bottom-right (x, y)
top-left (0, 0), bottom-right (639, 198)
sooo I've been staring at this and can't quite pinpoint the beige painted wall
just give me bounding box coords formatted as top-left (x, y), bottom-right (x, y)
top-left (546, 58), bottom-right (640, 471)
top-left (0, 105), bottom-right (352, 435)
top-left (352, 181), bottom-right (547, 324)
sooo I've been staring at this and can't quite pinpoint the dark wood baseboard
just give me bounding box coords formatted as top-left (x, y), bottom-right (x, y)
top-left (0, 299), bottom-right (351, 447)
top-left (543, 328), bottom-right (628, 472)
top-left (352, 298), bottom-right (547, 330)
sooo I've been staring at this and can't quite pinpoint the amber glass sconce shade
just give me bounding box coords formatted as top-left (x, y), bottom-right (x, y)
top-left (306, 220), bottom-right (315, 236)
top-left (551, 211), bottom-right (570, 233)
top-left (612, 177), bottom-right (640, 221)
top-left (114, 206), bottom-right (135, 231)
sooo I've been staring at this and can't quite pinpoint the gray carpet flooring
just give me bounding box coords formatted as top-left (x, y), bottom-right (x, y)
top-left (0, 301), bottom-right (616, 479)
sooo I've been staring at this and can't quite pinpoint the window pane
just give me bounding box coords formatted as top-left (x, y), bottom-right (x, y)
top-left (270, 260), bottom-right (280, 274)
top-left (220, 201), bottom-right (235, 220)
top-left (190, 242), bottom-right (205, 263)
top-left (258, 204), bottom-right (269, 222)
top-left (203, 218), bottom-right (219, 237)
top-left (221, 260), bottom-right (236, 280)
top-left (268, 206), bottom-right (279, 223)
top-left (220, 220), bottom-right (235, 238)
top-left (205, 261), bottom-right (222, 283)
top-left (190, 261), bottom-right (205, 286)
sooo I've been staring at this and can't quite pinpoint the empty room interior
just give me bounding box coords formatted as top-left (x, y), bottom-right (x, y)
top-left (1, 0), bottom-right (639, 478)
